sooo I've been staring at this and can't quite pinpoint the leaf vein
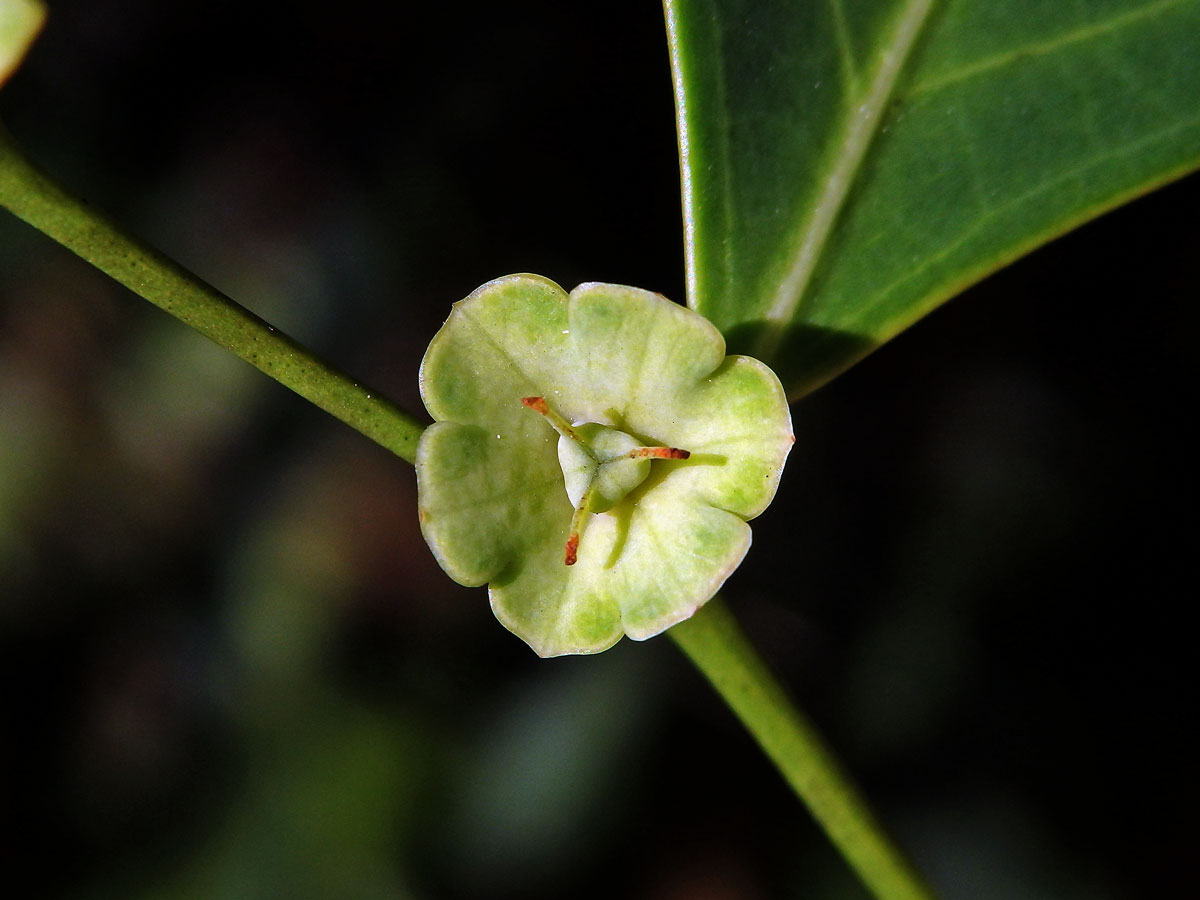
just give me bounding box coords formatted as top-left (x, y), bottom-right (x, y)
top-left (859, 111), bottom-right (1200, 333)
top-left (754, 0), bottom-right (938, 361)
top-left (829, 0), bottom-right (859, 94)
top-left (907, 0), bottom-right (1192, 98)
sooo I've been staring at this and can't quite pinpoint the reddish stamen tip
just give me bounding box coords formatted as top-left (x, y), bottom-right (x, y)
top-left (629, 446), bottom-right (691, 460)
top-left (521, 396), bottom-right (549, 414)
top-left (564, 533), bottom-right (580, 566)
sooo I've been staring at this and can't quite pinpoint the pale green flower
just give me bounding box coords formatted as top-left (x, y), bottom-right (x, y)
top-left (416, 274), bottom-right (792, 656)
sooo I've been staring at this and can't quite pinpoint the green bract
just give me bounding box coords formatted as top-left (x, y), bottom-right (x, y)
top-left (416, 275), bottom-right (792, 657)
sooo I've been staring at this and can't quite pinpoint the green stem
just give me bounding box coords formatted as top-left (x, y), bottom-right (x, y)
top-left (0, 121), bottom-right (426, 463)
top-left (670, 597), bottom-right (938, 900)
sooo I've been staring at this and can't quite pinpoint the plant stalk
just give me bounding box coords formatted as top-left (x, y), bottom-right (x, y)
top-left (670, 597), bottom-right (938, 900)
top-left (0, 121), bottom-right (426, 463)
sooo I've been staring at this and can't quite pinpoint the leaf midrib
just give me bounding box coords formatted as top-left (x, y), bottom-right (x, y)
top-left (752, 0), bottom-right (938, 361)
top-left (787, 112), bottom-right (1200, 399)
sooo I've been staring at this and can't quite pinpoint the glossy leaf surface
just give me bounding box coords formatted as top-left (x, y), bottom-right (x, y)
top-left (416, 275), bottom-right (793, 657)
top-left (666, 0), bottom-right (1200, 397)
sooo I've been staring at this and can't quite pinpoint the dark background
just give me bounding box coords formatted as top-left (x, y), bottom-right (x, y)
top-left (1, 2), bottom-right (1194, 897)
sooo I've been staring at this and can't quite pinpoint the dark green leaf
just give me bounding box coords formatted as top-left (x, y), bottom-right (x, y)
top-left (666, 0), bottom-right (1200, 397)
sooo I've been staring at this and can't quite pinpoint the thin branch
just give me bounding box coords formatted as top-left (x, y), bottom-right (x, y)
top-left (0, 121), bottom-right (426, 463)
top-left (670, 596), bottom-right (939, 900)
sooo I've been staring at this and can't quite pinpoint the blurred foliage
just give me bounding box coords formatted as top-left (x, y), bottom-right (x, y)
top-left (0, 1), bottom-right (1196, 898)
top-left (0, 0), bottom-right (45, 88)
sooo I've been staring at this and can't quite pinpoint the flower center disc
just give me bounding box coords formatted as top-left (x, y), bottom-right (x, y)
top-left (558, 424), bottom-right (654, 513)
top-left (520, 396), bottom-right (690, 565)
